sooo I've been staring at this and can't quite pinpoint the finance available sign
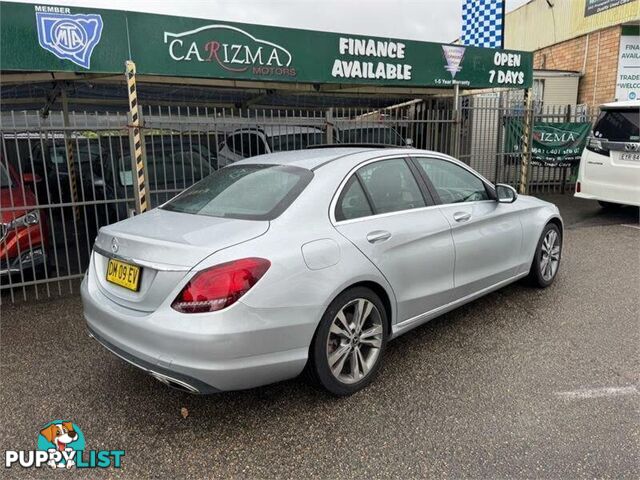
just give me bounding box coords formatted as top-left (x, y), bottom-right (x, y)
top-left (0, 2), bottom-right (533, 89)
top-left (615, 29), bottom-right (640, 101)
top-left (331, 37), bottom-right (412, 81)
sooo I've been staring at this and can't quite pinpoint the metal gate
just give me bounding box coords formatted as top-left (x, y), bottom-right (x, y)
top-left (0, 96), bottom-right (596, 302)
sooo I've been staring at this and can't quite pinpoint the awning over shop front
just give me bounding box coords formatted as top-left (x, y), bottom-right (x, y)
top-left (0, 1), bottom-right (533, 91)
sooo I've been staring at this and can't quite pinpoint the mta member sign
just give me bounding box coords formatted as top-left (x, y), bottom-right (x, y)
top-left (505, 121), bottom-right (592, 167)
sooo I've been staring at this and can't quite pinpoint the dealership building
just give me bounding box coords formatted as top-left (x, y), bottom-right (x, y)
top-left (505, 0), bottom-right (639, 108)
top-left (0, 1), bottom-right (547, 302)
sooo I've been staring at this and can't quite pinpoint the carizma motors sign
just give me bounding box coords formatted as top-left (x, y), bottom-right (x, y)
top-left (164, 25), bottom-right (296, 77)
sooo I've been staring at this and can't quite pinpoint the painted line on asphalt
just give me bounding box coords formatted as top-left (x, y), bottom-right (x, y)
top-left (555, 386), bottom-right (638, 399)
top-left (620, 224), bottom-right (640, 230)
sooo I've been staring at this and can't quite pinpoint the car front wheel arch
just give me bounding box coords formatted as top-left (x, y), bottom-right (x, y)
top-left (547, 217), bottom-right (564, 237)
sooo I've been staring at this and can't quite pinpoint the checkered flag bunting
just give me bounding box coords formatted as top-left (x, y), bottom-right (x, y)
top-left (461, 0), bottom-right (504, 49)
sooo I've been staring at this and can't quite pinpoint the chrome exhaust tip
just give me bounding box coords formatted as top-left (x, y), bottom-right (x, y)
top-left (149, 371), bottom-right (200, 394)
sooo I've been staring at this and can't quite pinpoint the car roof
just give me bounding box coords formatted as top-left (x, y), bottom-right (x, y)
top-left (231, 147), bottom-right (373, 169)
top-left (233, 147), bottom-right (428, 170)
top-left (600, 100), bottom-right (640, 109)
top-left (263, 125), bottom-right (324, 136)
top-left (230, 125), bottom-right (324, 137)
top-left (337, 124), bottom-right (398, 131)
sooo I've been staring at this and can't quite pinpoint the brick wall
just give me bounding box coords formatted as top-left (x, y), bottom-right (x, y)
top-left (533, 25), bottom-right (621, 108)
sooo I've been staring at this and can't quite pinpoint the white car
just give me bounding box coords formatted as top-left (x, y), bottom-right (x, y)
top-left (217, 126), bottom-right (325, 167)
top-left (575, 100), bottom-right (640, 208)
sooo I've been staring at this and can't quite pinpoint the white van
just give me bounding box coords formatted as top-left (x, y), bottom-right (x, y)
top-left (575, 100), bottom-right (640, 208)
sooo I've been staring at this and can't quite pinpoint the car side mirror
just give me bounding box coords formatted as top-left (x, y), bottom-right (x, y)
top-left (495, 183), bottom-right (518, 203)
top-left (22, 172), bottom-right (42, 184)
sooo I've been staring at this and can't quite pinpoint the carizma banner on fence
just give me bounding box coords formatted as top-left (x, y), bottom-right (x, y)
top-left (0, 2), bottom-right (533, 89)
top-left (505, 120), bottom-right (592, 166)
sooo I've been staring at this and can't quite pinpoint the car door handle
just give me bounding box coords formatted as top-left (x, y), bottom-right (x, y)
top-left (366, 230), bottom-right (392, 243)
top-left (453, 211), bottom-right (472, 223)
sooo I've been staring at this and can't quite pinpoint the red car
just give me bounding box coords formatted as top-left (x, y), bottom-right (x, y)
top-left (0, 159), bottom-right (49, 279)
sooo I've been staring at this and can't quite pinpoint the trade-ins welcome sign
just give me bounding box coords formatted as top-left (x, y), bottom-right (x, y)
top-left (0, 2), bottom-right (533, 89)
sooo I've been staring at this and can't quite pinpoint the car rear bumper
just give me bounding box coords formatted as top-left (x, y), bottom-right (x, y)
top-left (80, 276), bottom-right (317, 393)
top-left (575, 191), bottom-right (640, 207)
top-left (86, 325), bottom-right (220, 393)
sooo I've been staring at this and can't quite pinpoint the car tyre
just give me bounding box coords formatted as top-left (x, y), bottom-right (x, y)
top-left (527, 223), bottom-right (562, 288)
top-left (307, 287), bottom-right (388, 396)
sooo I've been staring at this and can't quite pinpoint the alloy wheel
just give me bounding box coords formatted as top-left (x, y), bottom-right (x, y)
top-left (326, 298), bottom-right (383, 385)
top-left (540, 229), bottom-right (561, 281)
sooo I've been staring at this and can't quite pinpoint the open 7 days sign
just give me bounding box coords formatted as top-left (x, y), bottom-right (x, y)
top-left (0, 2), bottom-right (533, 89)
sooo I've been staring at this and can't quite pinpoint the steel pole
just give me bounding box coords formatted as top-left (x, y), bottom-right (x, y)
top-left (125, 60), bottom-right (148, 214)
top-left (61, 89), bottom-right (80, 222)
top-left (518, 88), bottom-right (534, 195)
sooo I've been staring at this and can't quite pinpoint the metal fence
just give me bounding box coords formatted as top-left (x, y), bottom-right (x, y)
top-left (460, 94), bottom-right (598, 194)
top-left (0, 95), bottom-right (596, 302)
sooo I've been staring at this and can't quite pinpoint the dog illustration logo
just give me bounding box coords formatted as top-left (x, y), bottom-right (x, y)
top-left (4, 421), bottom-right (124, 469)
top-left (37, 420), bottom-right (85, 469)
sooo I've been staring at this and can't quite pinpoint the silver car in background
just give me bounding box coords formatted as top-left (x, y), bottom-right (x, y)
top-left (82, 147), bottom-right (563, 396)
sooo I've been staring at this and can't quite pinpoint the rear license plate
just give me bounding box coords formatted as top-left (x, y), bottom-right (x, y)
top-left (621, 152), bottom-right (640, 162)
top-left (106, 259), bottom-right (141, 291)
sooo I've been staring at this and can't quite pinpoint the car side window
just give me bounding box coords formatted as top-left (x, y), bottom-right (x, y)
top-left (414, 157), bottom-right (489, 204)
top-left (241, 133), bottom-right (267, 157)
top-left (224, 134), bottom-right (236, 153)
top-left (357, 158), bottom-right (426, 214)
top-left (335, 176), bottom-right (373, 221)
top-left (227, 133), bottom-right (264, 157)
top-left (233, 133), bottom-right (248, 156)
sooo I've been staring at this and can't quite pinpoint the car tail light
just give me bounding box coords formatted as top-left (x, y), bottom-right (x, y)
top-left (585, 137), bottom-right (610, 157)
top-left (576, 182), bottom-right (581, 193)
top-left (172, 258), bottom-right (270, 313)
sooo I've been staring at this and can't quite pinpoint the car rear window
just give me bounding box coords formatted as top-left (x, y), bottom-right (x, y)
top-left (339, 127), bottom-right (405, 145)
top-left (161, 164), bottom-right (313, 220)
top-left (593, 108), bottom-right (640, 142)
top-left (48, 143), bottom-right (102, 165)
top-left (117, 151), bottom-right (211, 189)
top-left (268, 133), bottom-right (325, 151)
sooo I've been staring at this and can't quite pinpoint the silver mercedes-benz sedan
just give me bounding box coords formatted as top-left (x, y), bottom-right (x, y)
top-left (82, 147), bottom-right (563, 396)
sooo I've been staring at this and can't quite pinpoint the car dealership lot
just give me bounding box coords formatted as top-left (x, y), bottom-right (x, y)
top-left (1, 197), bottom-right (638, 479)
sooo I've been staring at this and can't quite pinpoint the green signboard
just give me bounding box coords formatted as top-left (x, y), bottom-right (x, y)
top-left (0, 2), bottom-right (533, 89)
top-left (505, 120), bottom-right (592, 166)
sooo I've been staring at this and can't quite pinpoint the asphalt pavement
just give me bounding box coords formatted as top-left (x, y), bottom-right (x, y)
top-left (1, 196), bottom-right (638, 479)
